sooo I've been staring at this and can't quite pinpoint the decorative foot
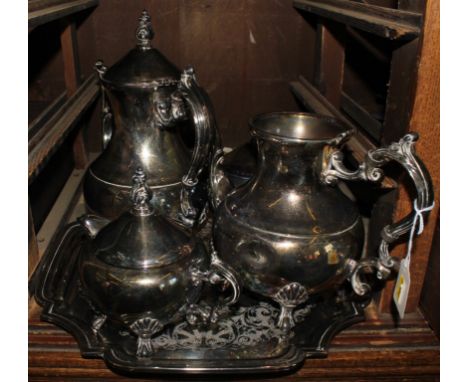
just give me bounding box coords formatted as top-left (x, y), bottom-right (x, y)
top-left (129, 317), bottom-right (163, 357)
top-left (273, 282), bottom-right (308, 331)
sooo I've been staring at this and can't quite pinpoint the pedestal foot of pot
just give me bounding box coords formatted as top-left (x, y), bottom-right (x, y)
top-left (129, 317), bottom-right (164, 357)
top-left (273, 282), bottom-right (308, 331)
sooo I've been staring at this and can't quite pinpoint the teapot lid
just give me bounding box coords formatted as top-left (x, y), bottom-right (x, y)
top-left (88, 168), bottom-right (197, 269)
top-left (98, 10), bottom-right (180, 88)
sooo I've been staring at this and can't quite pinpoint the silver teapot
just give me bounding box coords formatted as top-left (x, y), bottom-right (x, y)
top-left (83, 11), bottom-right (218, 228)
top-left (211, 112), bottom-right (433, 330)
top-left (79, 168), bottom-right (239, 357)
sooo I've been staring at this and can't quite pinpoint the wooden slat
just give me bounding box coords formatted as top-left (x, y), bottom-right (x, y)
top-left (60, 20), bottom-right (88, 168)
top-left (381, 38), bottom-right (420, 144)
top-left (28, 201), bottom-right (40, 279)
top-left (419, 214), bottom-right (440, 336)
top-left (28, 93), bottom-right (67, 141)
top-left (293, 0), bottom-right (421, 40)
top-left (35, 167), bottom-right (86, 257)
top-left (341, 91), bottom-right (383, 140)
top-left (378, 0), bottom-right (440, 314)
top-left (28, 0), bottom-right (99, 29)
top-left (313, 22), bottom-right (345, 108)
top-left (28, 74), bottom-right (99, 182)
top-left (60, 22), bottom-right (81, 96)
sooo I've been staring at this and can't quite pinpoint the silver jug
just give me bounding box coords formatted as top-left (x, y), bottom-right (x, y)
top-left (211, 112), bottom-right (434, 330)
top-left (83, 11), bottom-right (218, 227)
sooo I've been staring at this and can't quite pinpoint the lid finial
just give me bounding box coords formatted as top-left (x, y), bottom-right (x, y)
top-left (136, 10), bottom-right (154, 50)
top-left (131, 168), bottom-right (154, 216)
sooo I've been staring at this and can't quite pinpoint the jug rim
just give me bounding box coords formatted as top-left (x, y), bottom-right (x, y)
top-left (249, 112), bottom-right (352, 144)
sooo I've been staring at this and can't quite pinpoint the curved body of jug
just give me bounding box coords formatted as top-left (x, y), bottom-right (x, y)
top-left (213, 112), bottom-right (364, 328)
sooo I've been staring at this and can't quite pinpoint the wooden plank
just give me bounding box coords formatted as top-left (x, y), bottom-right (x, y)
top-left (28, 0), bottom-right (99, 29)
top-left (28, 201), bottom-right (40, 279)
top-left (60, 22), bottom-right (81, 95)
top-left (313, 22), bottom-right (345, 108)
top-left (35, 167), bottom-right (86, 257)
top-left (293, 0), bottom-right (421, 40)
top-left (378, 0), bottom-right (439, 314)
top-left (28, 74), bottom-right (99, 182)
top-left (419, 214), bottom-right (439, 337)
top-left (381, 38), bottom-right (420, 144)
top-left (342, 91), bottom-right (383, 140)
top-left (28, 92), bottom-right (67, 141)
top-left (60, 20), bottom-right (88, 168)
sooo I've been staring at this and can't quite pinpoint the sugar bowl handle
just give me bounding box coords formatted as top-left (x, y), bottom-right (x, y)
top-left (190, 242), bottom-right (241, 306)
top-left (321, 133), bottom-right (434, 295)
top-left (177, 67), bottom-right (217, 227)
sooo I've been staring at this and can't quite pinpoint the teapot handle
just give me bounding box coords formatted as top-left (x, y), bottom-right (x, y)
top-left (321, 133), bottom-right (434, 295)
top-left (187, 242), bottom-right (241, 325)
top-left (177, 67), bottom-right (217, 227)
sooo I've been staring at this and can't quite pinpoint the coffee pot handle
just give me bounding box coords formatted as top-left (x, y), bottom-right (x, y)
top-left (177, 67), bottom-right (218, 227)
top-left (321, 133), bottom-right (434, 295)
top-left (95, 60), bottom-right (113, 150)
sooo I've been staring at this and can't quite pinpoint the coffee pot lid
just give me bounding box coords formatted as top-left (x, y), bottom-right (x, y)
top-left (88, 168), bottom-right (197, 269)
top-left (98, 10), bottom-right (180, 88)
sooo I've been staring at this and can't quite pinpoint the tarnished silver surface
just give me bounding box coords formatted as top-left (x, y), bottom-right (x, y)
top-left (33, 204), bottom-right (368, 374)
top-left (321, 133), bottom-right (434, 295)
top-left (212, 112), bottom-right (365, 328)
top-left (212, 112), bottom-right (434, 323)
top-left (80, 169), bottom-right (239, 357)
top-left (83, 10), bottom-right (218, 227)
top-left (80, 169), bottom-right (209, 355)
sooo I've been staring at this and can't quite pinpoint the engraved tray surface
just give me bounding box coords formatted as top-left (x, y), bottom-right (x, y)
top-left (31, 219), bottom-right (367, 375)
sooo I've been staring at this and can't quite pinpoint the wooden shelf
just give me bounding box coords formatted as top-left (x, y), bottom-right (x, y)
top-left (293, 0), bottom-right (421, 40)
top-left (28, 74), bottom-right (99, 182)
top-left (28, 308), bottom-right (439, 381)
top-left (29, 0), bottom-right (99, 30)
top-left (341, 91), bottom-right (383, 141)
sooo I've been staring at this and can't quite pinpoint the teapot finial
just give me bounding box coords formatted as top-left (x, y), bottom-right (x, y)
top-left (136, 10), bottom-right (154, 50)
top-left (131, 168), bottom-right (154, 216)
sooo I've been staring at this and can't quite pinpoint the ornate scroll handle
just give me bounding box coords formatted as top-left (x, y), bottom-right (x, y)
top-left (321, 133), bottom-right (434, 295)
top-left (94, 60), bottom-right (113, 149)
top-left (190, 242), bottom-right (241, 307)
top-left (177, 67), bottom-right (217, 226)
top-left (209, 148), bottom-right (234, 209)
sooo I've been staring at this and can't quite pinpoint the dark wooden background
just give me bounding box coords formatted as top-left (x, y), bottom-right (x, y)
top-left (30, 0), bottom-right (316, 150)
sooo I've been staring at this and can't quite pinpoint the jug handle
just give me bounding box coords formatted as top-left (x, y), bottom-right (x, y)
top-left (177, 67), bottom-right (217, 227)
top-left (320, 133), bottom-right (434, 296)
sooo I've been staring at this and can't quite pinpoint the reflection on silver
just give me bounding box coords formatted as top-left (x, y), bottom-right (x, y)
top-left (83, 10), bottom-right (219, 227)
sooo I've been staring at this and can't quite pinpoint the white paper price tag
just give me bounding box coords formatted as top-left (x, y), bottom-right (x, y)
top-left (393, 257), bottom-right (411, 319)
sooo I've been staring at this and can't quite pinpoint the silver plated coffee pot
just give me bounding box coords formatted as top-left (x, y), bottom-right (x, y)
top-left (83, 11), bottom-right (218, 227)
top-left (211, 112), bottom-right (433, 330)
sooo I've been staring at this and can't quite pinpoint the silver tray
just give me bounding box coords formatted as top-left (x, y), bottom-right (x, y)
top-left (31, 219), bottom-right (368, 375)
